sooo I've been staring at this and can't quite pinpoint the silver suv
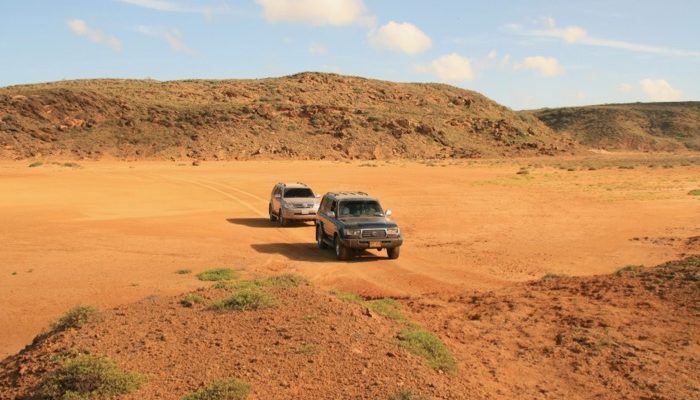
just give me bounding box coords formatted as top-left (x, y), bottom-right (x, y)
top-left (269, 182), bottom-right (320, 226)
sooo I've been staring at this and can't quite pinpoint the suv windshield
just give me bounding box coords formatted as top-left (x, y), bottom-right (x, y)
top-left (338, 200), bottom-right (383, 217)
top-left (284, 188), bottom-right (314, 198)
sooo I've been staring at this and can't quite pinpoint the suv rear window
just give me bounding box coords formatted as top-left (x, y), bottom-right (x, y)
top-left (284, 188), bottom-right (314, 198)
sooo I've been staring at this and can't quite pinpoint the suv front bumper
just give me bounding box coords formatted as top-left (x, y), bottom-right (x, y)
top-left (340, 237), bottom-right (403, 249)
top-left (281, 208), bottom-right (318, 221)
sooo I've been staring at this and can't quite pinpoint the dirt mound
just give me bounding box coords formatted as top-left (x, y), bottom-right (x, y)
top-left (532, 102), bottom-right (700, 151)
top-left (406, 256), bottom-right (700, 399)
top-left (0, 279), bottom-right (469, 400)
top-left (2, 258), bottom-right (698, 399)
top-left (0, 73), bottom-right (578, 161)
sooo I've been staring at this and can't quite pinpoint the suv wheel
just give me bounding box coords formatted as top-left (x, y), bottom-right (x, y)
top-left (268, 204), bottom-right (277, 222)
top-left (387, 247), bottom-right (400, 260)
top-left (316, 225), bottom-right (328, 249)
top-left (278, 209), bottom-right (287, 226)
top-left (334, 235), bottom-right (350, 260)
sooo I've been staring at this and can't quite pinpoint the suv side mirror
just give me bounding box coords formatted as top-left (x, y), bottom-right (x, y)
top-left (274, 194), bottom-right (281, 199)
top-left (327, 211), bottom-right (336, 218)
top-left (385, 209), bottom-right (392, 217)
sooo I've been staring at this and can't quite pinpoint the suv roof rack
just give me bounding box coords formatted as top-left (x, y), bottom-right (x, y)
top-left (328, 191), bottom-right (369, 197)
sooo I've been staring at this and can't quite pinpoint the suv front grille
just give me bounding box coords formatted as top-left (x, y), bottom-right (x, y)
top-left (361, 229), bottom-right (387, 239)
top-left (293, 203), bottom-right (315, 208)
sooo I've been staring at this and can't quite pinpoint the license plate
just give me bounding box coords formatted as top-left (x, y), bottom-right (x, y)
top-left (369, 241), bottom-right (381, 248)
top-left (301, 209), bottom-right (310, 215)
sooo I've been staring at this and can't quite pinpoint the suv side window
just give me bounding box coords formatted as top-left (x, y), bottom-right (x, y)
top-left (319, 196), bottom-right (329, 212)
top-left (330, 200), bottom-right (337, 213)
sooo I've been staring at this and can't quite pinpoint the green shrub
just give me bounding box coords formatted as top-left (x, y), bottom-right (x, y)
top-left (688, 189), bottom-right (700, 196)
top-left (180, 293), bottom-right (206, 307)
top-left (210, 289), bottom-right (274, 311)
top-left (197, 268), bottom-right (239, 281)
top-left (542, 273), bottom-right (567, 280)
top-left (182, 378), bottom-right (250, 400)
top-left (29, 161), bottom-right (44, 168)
top-left (329, 290), bottom-right (363, 303)
top-left (52, 306), bottom-right (100, 331)
top-left (398, 327), bottom-right (456, 373)
top-left (388, 389), bottom-right (425, 400)
top-left (365, 298), bottom-right (405, 321)
top-left (36, 353), bottom-right (144, 399)
top-left (175, 269), bottom-right (192, 275)
top-left (255, 274), bottom-right (306, 288)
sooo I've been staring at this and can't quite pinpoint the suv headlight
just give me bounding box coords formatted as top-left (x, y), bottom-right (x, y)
top-left (282, 202), bottom-right (294, 209)
top-left (386, 227), bottom-right (400, 237)
top-left (344, 228), bottom-right (361, 238)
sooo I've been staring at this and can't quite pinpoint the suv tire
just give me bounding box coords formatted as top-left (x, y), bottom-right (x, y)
top-left (278, 209), bottom-right (287, 226)
top-left (316, 225), bottom-right (328, 249)
top-left (387, 247), bottom-right (400, 260)
top-left (335, 235), bottom-right (350, 260)
top-left (268, 204), bottom-right (277, 222)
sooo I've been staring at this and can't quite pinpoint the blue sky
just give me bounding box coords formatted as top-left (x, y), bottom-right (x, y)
top-left (1, 0), bottom-right (698, 109)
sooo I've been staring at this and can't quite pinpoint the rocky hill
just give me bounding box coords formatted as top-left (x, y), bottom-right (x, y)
top-left (0, 73), bottom-right (577, 161)
top-left (532, 102), bottom-right (700, 151)
top-left (1, 257), bottom-right (697, 399)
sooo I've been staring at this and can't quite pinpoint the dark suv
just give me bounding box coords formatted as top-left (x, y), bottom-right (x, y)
top-left (315, 192), bottom-right (402, 260)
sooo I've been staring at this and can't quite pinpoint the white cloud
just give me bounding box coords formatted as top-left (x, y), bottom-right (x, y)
top-left (618, 83), bottom-right (634, 93)
top-left (368, 21), bottom-right (431, 55)
top-left (256, 0), bottom-right (368, 26)
top-left (514, 56), bottom-right (564, 77)
top-left (308, 43), bottom-right (327, 55)
top-left (67, 19), bottom-right (122, 51)
top-left (416, 53), bottom-right (475, 82)
top-left (134, 26), bottom-right (194, 55)
top-left (117, 0), bottom-right (231, 17)
top-left (639, 79), bottom-right (683, 101)
top-left (507, 18), bottom-right (700, 57)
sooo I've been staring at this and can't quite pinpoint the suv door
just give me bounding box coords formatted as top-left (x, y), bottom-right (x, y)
top-left (271, 185), bottom-right (282, 214)
top-left (323, 199), bottom-right (339, 237)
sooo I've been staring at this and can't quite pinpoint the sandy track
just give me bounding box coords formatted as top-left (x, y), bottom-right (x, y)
top-left (1, 157), bottom-right (699, 357)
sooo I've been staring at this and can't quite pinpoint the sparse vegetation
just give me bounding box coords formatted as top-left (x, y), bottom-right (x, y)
top-left (688, 189), bottom-right (700, 196)
top-left (181, 378), bottom-right (250, 400)
top-left (365, 298), bottom-right (406, 322)
top-left (616, 265), bottom-right (644, 275)
top-left (542, 273), bottom-right (567, 280)
top-left (397, 326), bottom-right (457, 373)
top-left (29, 161), bottom-right (44, 168)
top-left (175, 269), bottom-right (192, 275)
top-left (36, 353), bottom-right (144, 400)
top-left (330, 290), bottom-right (364, 303)
top-left (209, 288), bottom-right (274, 311)
top-left (197, 268), bottom-right (239, 282)
top-left (388, 389), bottom-right (425, 400)
top-left (293, 342), bottom-right (319, 355)
top-left (52, 306), bottom-right (101, 332)
top-left (255, 273), bottom-right (306, 288)
top-left (180, 293), bottom-right (206, 307)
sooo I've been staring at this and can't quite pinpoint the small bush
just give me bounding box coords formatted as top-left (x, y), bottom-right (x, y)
top-left (175, 269), bottom-right (192, 275)
top-left (255, 274), bottom-right (306, 288)
top-left (212, 280), bottom-right (256, 290)
top-left (36, 353), bottom-right (144, 399)
top-left (29, 161), bottom-right (44, 168)
top-left (330, 290), bottom-right (363, 303)
top-left (398, 327), bottom-right (457, 373)
top-left (542, 273), bottom-right (567, 280)
top-left (616, 265), bottom-right (644, 275)
top-left (197, 268), bottom-right (239, 282)
top-left (180, 294), bottom-right (206, 307)
top-left (688, 189), bottom-right (700, 196)
top-left (388, 389), bottom-right (425, 400)
top-left (182, 378), bottom-right (250, 400)
top-left (366, 298), bottom-right (405, 321)
top-left (210, 289), bottom-right (274, 311)
top-left (2, 114), bottom-right (16, 123)
top-left (516, 168), bottom-right (529, 175)
top-left (52, 306), bottom-right (100, 331)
